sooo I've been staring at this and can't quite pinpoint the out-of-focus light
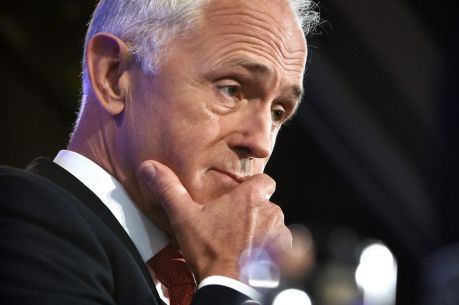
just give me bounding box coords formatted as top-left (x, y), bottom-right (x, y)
top-left (355, 243), bottom-right (397, 292)
top-left (240, 247), bottom-right (280, 288)
top-left (355, 242), bottom-right (397, 305)
top-left (272, 289), bottom-right (312, 305)
top-left (282, 224), bottom-right (315, 279)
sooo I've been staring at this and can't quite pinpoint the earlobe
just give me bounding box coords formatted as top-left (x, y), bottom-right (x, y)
top-left (86, 32), bottom-right (131, 116)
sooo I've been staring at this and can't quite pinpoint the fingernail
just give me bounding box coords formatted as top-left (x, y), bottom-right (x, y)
top-left (141, 164), bottom-right (156, 183)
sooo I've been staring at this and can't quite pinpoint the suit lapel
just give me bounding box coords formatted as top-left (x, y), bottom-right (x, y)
top-left (26, 157), bottom-right (160, 299)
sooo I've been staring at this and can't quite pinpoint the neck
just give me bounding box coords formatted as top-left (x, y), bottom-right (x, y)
top-left (68, 101), bottom-right (173, 236)
top-left (69, 105), bottom-right (120, 182)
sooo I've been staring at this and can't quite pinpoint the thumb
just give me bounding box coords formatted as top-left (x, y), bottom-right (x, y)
top-left (139, 160), bottom-right (196, 222)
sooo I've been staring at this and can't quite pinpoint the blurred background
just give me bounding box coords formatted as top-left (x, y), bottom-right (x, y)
top-left (0, 1), bottom-right (458, 304)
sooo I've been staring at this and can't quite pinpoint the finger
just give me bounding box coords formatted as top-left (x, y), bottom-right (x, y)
top-left (266, 225), bottom-right (292, 264)
top-left (139, 160), bottom-right (197, 221)
top-left (277, 225), bottom-right (293, 252)
top-left (237, 173), bottom-right (276, 202)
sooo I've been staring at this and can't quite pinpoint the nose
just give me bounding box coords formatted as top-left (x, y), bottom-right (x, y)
top-left (227, 106), bottom-right (273, 159)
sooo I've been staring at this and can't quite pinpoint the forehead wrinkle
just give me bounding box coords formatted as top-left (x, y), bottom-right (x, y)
top-left (190, 24), bottom-right (305, 72)
top-left (206, 6), bottom-right (288, 42)
top-left (207, 12), bottom-right (303, 65)
top-left (209, 41), bottom-right (305, 79)
top-left (224, 57), bottom-right (272, 74)
top-left (203, 4), bottom-right (306, 63)
top-left (223, 55), bottom-right (304, 75)
top-left (199, 28), bottom-right (306, 77)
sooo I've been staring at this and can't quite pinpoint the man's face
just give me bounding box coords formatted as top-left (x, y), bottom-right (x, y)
top-left (126, 0), bottom-right (307, 206)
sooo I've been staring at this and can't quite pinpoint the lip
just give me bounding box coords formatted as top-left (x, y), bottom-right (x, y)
top-left (210, 168), bottom-right (245, 183)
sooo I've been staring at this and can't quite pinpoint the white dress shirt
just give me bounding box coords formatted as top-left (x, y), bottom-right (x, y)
top-left (53, 150), bottom-right (261, 303)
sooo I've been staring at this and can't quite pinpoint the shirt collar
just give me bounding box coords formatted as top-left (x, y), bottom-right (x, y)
top-left (53, 150), bottom-right (169, 263)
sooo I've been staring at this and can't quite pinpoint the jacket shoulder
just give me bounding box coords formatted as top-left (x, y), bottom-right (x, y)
top-left (0, 164), bottom-right (159, 305)
top-left (0, 164), bottom-right (78, 210)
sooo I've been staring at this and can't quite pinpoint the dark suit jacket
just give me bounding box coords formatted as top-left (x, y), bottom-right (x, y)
top-left (0, 158), bottom-right (254, 305)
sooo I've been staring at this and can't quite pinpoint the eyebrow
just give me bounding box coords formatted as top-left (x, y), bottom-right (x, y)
top-left (291, 86), bottom-right (304, 105)
top-left (226, 58), bottom-right (304, 104)
top-left (236, 60), bottom-right (271, 74)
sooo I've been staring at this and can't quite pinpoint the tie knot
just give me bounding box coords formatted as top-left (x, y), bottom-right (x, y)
top-left (148, 244), bottom-right (196, 288)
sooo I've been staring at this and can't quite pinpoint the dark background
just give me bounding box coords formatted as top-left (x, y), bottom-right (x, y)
top-left (1, 1), bottom-right (458, 304)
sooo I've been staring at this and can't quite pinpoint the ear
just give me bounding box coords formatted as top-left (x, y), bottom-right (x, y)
top-left (86, 32), bottom-right (132, 116)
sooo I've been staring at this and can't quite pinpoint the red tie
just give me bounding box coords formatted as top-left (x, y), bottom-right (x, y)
top-left (147, 244), bottom-right (196, 305)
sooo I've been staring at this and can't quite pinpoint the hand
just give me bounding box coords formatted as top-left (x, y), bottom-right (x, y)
top-left (140, 160), bottom-right (292, 283)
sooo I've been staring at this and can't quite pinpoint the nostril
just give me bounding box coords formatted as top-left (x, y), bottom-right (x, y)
top-left (233, 146), bottom-right (252, 158)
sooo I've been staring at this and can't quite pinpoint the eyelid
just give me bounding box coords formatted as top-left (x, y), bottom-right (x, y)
top-left (272, 109), bottom-right (286, 124)
top-left (272, 101), bottom-right (295, 124)
top-left (215, 79), bottom-right (243, 98)
top-left (215, 77), bottom-right (241, 86)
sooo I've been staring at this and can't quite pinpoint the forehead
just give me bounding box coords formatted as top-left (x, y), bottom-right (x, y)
top-left (182, 0), bottom-right (308, 79)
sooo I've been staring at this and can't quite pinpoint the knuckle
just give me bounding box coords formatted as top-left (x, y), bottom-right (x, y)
top-left (258, 173), bottom-right (276, 190)
top-left (269, 202), bottom-right (283, 216)
top-left (243, 174), bottom-right (276, 201)
top-left (270, 204), bottom-right (285, 225)
top-left (267, 175), bottom-right (276, 190)
top-left (243, 183), bottom-right (263, 203)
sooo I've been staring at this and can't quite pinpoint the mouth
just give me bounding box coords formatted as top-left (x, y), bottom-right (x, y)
top-left (210, 168), bottom-right (246, 184)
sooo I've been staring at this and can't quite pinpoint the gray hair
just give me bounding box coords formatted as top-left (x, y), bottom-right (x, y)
top-left (79, 0), bottom-right (319, 118)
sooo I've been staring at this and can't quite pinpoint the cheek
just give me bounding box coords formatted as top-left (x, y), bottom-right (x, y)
top-left (155, 112), bottom-right (216, 170)
top-left (167, 100), bottom-right (222, 151)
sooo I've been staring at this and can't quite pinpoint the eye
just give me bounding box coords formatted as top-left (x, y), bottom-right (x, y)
top-left (217, 84), bottom-right (242, 99)
top-left (271, 107), bottom-right (286, 123)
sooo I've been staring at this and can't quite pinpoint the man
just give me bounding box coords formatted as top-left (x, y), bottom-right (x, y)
top-left (0, 0), bottom-right (318, 304)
